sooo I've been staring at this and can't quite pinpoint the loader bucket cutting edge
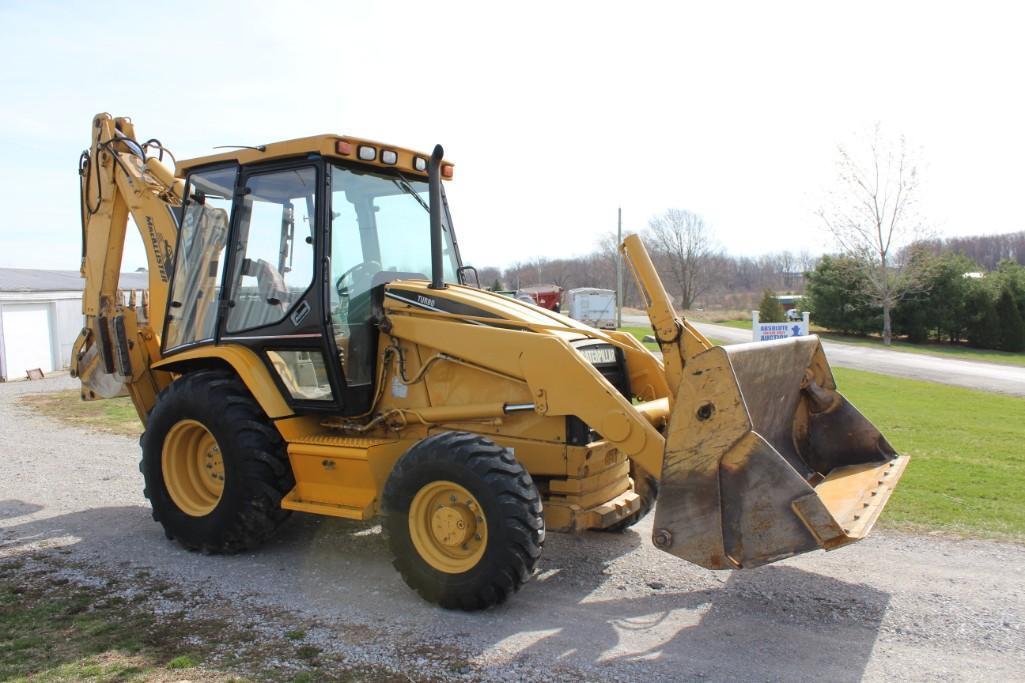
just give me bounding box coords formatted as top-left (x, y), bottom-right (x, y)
top-left (651, 335), bottom-right (908, 570)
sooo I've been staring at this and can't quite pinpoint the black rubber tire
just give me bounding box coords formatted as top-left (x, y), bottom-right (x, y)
top-left (140, 370), bottom-right (293, 553)
top-left (383, 432), bottom-right (544, 610)
top-left (600, 471), bottom-right (659, 533)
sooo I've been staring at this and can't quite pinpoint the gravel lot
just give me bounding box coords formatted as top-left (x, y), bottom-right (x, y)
top-left (2, 375), bottom-right (1023, 681)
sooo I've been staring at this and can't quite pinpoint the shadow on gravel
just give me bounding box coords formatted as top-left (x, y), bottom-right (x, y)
top-left (491, 564), bottom-right (888, 681)
top-left (0, 500), bottom-right (43, 521)
top-left (458, 527), bottom-right (892, 682)
top-left (0, 505), bottom-right (891, 682)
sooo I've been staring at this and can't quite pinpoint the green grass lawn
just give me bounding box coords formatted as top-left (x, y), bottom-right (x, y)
top-left (834, 367), bottom-right (1025, 539)
top-left (619, 325), bottom-right (659, 350)
top-left (716, 318), bottom-right (753, 330)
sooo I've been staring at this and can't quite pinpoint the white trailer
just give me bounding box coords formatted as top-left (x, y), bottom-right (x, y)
top-left (565, 287), bottom-right (617, 330)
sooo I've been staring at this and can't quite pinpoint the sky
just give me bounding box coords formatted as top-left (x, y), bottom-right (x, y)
top-left (1, 1), bottom-right (1023, 273)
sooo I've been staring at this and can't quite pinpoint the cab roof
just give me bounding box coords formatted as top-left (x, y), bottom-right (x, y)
top-left (175, 134), bottom-right (452, 180)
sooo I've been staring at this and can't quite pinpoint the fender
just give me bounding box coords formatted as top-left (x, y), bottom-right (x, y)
top-left (151, 344), bottom-right (293, 419)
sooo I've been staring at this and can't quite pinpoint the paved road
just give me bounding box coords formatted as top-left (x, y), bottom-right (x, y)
top-left (623, 314), bottom-right (1025, 397)
top-left (2, 376), bottom-right (1024, 681)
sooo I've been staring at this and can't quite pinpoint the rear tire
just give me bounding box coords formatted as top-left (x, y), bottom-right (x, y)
top-left (140, 370), bottom-right (293, 553)
top-left (383, 432), bottom-right (544, 610)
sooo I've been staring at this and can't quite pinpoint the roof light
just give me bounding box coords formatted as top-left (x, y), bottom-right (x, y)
top-left (441, 163), bottom-right (454, 179)
top-left (381, 150), bottom-right (397, 165)
top-left (336, 140), bottom-right (353, 155)
top-left (358, 145), bottom-right (376, 161)
top-left (413, 156), bottom-right (427, 172)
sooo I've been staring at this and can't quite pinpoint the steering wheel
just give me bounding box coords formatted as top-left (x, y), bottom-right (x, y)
top-left (335, 260), bottom-right (381, 299)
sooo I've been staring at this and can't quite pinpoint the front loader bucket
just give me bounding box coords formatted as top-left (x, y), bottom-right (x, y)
top-left (652, 336), bottom-right (908, 569)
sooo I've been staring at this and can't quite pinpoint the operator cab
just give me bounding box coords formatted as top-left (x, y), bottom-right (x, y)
top-left (163, 136), bottom-right (463, 415)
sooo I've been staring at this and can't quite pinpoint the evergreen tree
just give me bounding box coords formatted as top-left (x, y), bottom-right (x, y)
top-left (996, 288), bottom-right (1025, 352)
top-left (804, 256), bottom-right (879, 335)
top-left (758, 289), bottom-right (786, 323)
top-left (893, 252), bottom-right (976, 343)
top-left (965, 285), bottom-right (1002, 350)
top-left (995, 260), bottom-right (1025, 320)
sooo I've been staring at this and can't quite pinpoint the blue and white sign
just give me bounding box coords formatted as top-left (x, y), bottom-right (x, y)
top-left (753, 311), bottom-right (810, 342)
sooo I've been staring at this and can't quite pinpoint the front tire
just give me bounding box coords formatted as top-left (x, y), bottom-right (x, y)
top-left (140, 370), bottom-right (293, 553)
top-left (383, 432), bottom-right (544, 610)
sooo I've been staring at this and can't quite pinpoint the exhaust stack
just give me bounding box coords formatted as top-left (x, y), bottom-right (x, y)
top-left (427, 144), bottom-right (445, 290)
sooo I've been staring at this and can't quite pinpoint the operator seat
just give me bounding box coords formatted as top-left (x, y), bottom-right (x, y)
top-left (230, 258), bottom-right (290, 329)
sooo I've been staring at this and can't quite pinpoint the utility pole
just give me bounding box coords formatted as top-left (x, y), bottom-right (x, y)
top-left (616, 207), bottom-right (623, 329)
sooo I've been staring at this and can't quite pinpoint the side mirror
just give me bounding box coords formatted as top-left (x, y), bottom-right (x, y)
top-left (457, 265), bottom-right (481, 288)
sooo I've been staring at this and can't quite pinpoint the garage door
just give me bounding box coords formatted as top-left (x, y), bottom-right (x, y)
top-left (2, 303), bottom-right (54, 378)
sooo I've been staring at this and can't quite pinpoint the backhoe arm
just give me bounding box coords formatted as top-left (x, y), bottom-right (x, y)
top-left (73, 113), bottom-right (183, 419)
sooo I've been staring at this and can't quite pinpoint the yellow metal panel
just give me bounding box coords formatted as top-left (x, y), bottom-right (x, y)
top-left (151, 344), bottom-right (293, 419)
top-left (385, 313), bottom-right (666, 480)
top-left (553, 474), bottom-right (631, 511)
top-left (272, 415), bottom-right (323, 442)
top-left (284, 435), bottom-right (414, 517)
top-left (176, 134), bottom-right (445, 181)
top-left (544, 490), bottom-right (642, 532)
top-left (280, 492), bottom-right (369, 520)
top-left (566, 441), bottom-right (625, 477)
top-left (549, 461), bottom-right (630, 495)
top-left (481, 435), bottom-right (568, 477)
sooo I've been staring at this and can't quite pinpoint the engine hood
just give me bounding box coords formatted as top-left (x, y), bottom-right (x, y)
top-left (382, 280), bottom-right (595, 342)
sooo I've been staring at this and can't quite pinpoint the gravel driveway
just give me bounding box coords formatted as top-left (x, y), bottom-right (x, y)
top-left (2, 376), bottom-right (1023, 681)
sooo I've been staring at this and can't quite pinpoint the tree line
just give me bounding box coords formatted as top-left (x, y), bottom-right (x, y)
top-left (916, 231), bottom-right (1025, 270)
top-left (478, 209), bottom-right (813, 311)
top-left (805, 251), bottom-right (1025, 352)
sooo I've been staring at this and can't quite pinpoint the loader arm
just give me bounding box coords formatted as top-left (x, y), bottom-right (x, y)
top-left (73, 113), bottom-right (183, 418)
top-left (619, 233), bottom-right (713, 404)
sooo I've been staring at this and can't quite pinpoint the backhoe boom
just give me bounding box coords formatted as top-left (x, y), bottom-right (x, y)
top-left (73, 113), bottom-right (181, 416)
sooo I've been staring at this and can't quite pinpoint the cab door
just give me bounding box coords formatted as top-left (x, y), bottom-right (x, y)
top-left (217, 160), bottom-right (349, 414)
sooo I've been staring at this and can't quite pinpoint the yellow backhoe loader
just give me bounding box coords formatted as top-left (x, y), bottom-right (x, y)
top-left (72, 113), bottom-right (908, 609)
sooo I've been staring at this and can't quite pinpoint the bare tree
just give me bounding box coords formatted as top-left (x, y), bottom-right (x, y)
top-left (817, 125), bottom-right (931, 344)
top-left (646, 209), bottom-right (719, 309)
top-left (797, 249), bottom-right (819, 276)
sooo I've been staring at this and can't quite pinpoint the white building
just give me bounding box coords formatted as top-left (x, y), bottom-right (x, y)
top-left (0, 268), bottom-right (147, 381)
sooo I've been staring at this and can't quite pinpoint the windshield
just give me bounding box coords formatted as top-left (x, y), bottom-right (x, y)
top-left (329, 163), bottom-right (460, 386)
top-left (330, 164), bottom-right (459, 298)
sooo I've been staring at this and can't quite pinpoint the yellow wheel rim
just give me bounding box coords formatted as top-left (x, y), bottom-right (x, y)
top-left (408, 481), bottom-right (488, 574)
top-left (161, 419), bottom-right (224, 517)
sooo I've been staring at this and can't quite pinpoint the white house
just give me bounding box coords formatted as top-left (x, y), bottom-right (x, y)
top-left (0, 268), bottom-right (147, 381)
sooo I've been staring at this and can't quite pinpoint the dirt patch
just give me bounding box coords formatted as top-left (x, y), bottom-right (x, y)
top-left (0, 553), bottom-right (416, 682)
top-left (19, 390), bottom-right (142, 438)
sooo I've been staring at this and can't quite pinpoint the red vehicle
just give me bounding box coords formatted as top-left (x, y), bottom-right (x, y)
top-left (516, 284), bottom-right (563, 312)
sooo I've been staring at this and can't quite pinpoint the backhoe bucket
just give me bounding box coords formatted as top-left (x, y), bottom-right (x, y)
top-left (652, 336), bottom-right (908, 569)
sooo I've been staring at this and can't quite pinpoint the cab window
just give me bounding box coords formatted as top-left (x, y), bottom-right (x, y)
top-left (226, 167), bottom-right (316, 333)
top-left (164, 166), bottom-right (235, 350)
